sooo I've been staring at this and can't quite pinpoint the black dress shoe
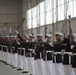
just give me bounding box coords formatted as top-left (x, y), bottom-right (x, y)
top-left (30, 74), bottom-right (33, 75)
top-left (22, 71), bottom-right (28, 73)
top-left (17, 68), bottom-right (22, 70)
top-left (5, 63), bottom-right (9, 65)
top-left (10, 65), bottom-right (13, 67)
top-left (3, 61), bottom-right (6, 63)
top-left (12, 67), bottom-right (17, 68)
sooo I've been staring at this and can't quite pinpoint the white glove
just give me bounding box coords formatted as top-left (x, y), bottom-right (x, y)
top-left (71, 45), bottom-right (74, 49)
top-left (26, 40), bottom-right (29, 43)
top-left (15, 30), bottom-right (18, 34)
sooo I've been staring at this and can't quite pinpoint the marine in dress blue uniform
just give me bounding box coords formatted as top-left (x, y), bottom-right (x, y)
top-left (35, 34), bottom-right (44, 75)
top-left (44, 34), bottom-right (53, 75)
top-left (53, 32), bottom-right (65, 75)
top-left (16, 31), bottom-right (29, 73)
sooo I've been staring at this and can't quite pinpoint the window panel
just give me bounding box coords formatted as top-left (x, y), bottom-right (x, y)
top-left (54, 0), bottom-right (56, 9)
top-left (33, 18), bottom-right (37, 28)
top-left (27, 19), bottom-right (31, 29)
top-left (40, 2), bottom-right (44, 14)
top-left (27, 0), bottom-right (76, 29)
top-left (46, 0), bottom-right (52, 11)
top-left (54, 8), bottom-right (56, 22)
top-left (27, 9), bottom-right (31, 19)
top-left (36, 5), bottom-right (39, 17)
top-left (58, 5), bottom-right (64, 20)
top-left (32, 7), bottom-right (36, 18)
top-left (67, 0), bottom-right (74, 18)
top-left (58, 0), bottom-right (64, 6)
top-left (40, 14), bottom-right (44, 25)
top-left (46, 11), bottom-right (52, 24)
top-left (74, 0), bottom-right (76, 17)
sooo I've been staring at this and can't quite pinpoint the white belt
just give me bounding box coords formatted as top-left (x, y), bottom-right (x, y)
top-left (64, 52), bottom-right (72, 64)
top-left (12, 47), bottom-right (15, 49)
top-left (46, 50), bottom-right (52, 53)
top-left (40, 52), bottom-right (42, 59)
top-left (18, 47), bottom-right (22, 50)
top-left (54, 52), bottom-right (61, 55)
top-left (53, 52), bottom-right (61, 63)
top-left (64, 52), bottom-right (72, 55)
top-left (28, 49), bottom-right (33, 51)
top-left (0, 45), bottom-right (3, 47)
top-left (3, 46), bottom-right (8, 48)
top-left (28, 49), bottom-right (35, 54)
top-left (22, 48), bottom-right (25, 51)
top-left (32, 49), bottom-right (35, 53)
top-left (73, 53), bottom-right (76, 56)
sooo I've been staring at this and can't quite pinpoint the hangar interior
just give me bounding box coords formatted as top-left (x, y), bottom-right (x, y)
top-left (0, 0), bottom-right (76, 75)
top-left (0, 0), bottom-right (76, 41)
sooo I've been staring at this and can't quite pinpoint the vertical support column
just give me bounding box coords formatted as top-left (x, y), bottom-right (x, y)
top-left (19, 0), bottom-right (23, 36)
top-left (36, 0), bottom-right (38, 34)
top-left (31, 0), bottom-right (33, 34)
top-left (22, 0), bottom-right (29, 35)
top-left (56, 0), bottom-right (58, 31)
top-left (26, 0), bottom-right (29, 35)
top-left (52, 0), bottom-right (55, 42)
top-left (64, 0), bottom-right (68, 37)
top-left (72, 0), bottom-right (74, 17)
top-left (44, 0), bottom-right (47, 39)
top-left (36, 0), bottom-right (40, 34)
top-left (38, 0), bottom-right (40, 34)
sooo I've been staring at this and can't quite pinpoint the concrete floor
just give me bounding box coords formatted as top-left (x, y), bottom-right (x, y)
top-left (0, 61), bottom-right (65, 75)
top-left (0, 62), bottom-right (29, 75)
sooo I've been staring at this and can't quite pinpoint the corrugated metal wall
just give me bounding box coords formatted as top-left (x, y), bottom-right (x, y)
top-left (0, 0), bottom-right (22, 36)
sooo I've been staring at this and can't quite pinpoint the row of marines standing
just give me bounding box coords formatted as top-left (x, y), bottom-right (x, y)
top-left (0, 30), bottom-right (76, 75)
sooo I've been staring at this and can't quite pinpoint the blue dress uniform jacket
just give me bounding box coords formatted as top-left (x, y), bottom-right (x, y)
top-left (13, 41), bottom-right (18, 53)
top-left (35, 40), bottom-right (44, 59)
top-left (53, 41), bottom-right (65, 63)
top-left (17, 34), bottom-right (28, 56)
top-left (44, 43), bottom-right (53, 60)
top-left (72, 44), bottom-right (76, 68)
top-left (63, 38), bottom-right (72, 65)
top-left (17, 43), bottom-right (21, 55)
top-left (63, 43), bottom-right (72, 64)
top-left (28, 41), bottom-right (36, 57)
